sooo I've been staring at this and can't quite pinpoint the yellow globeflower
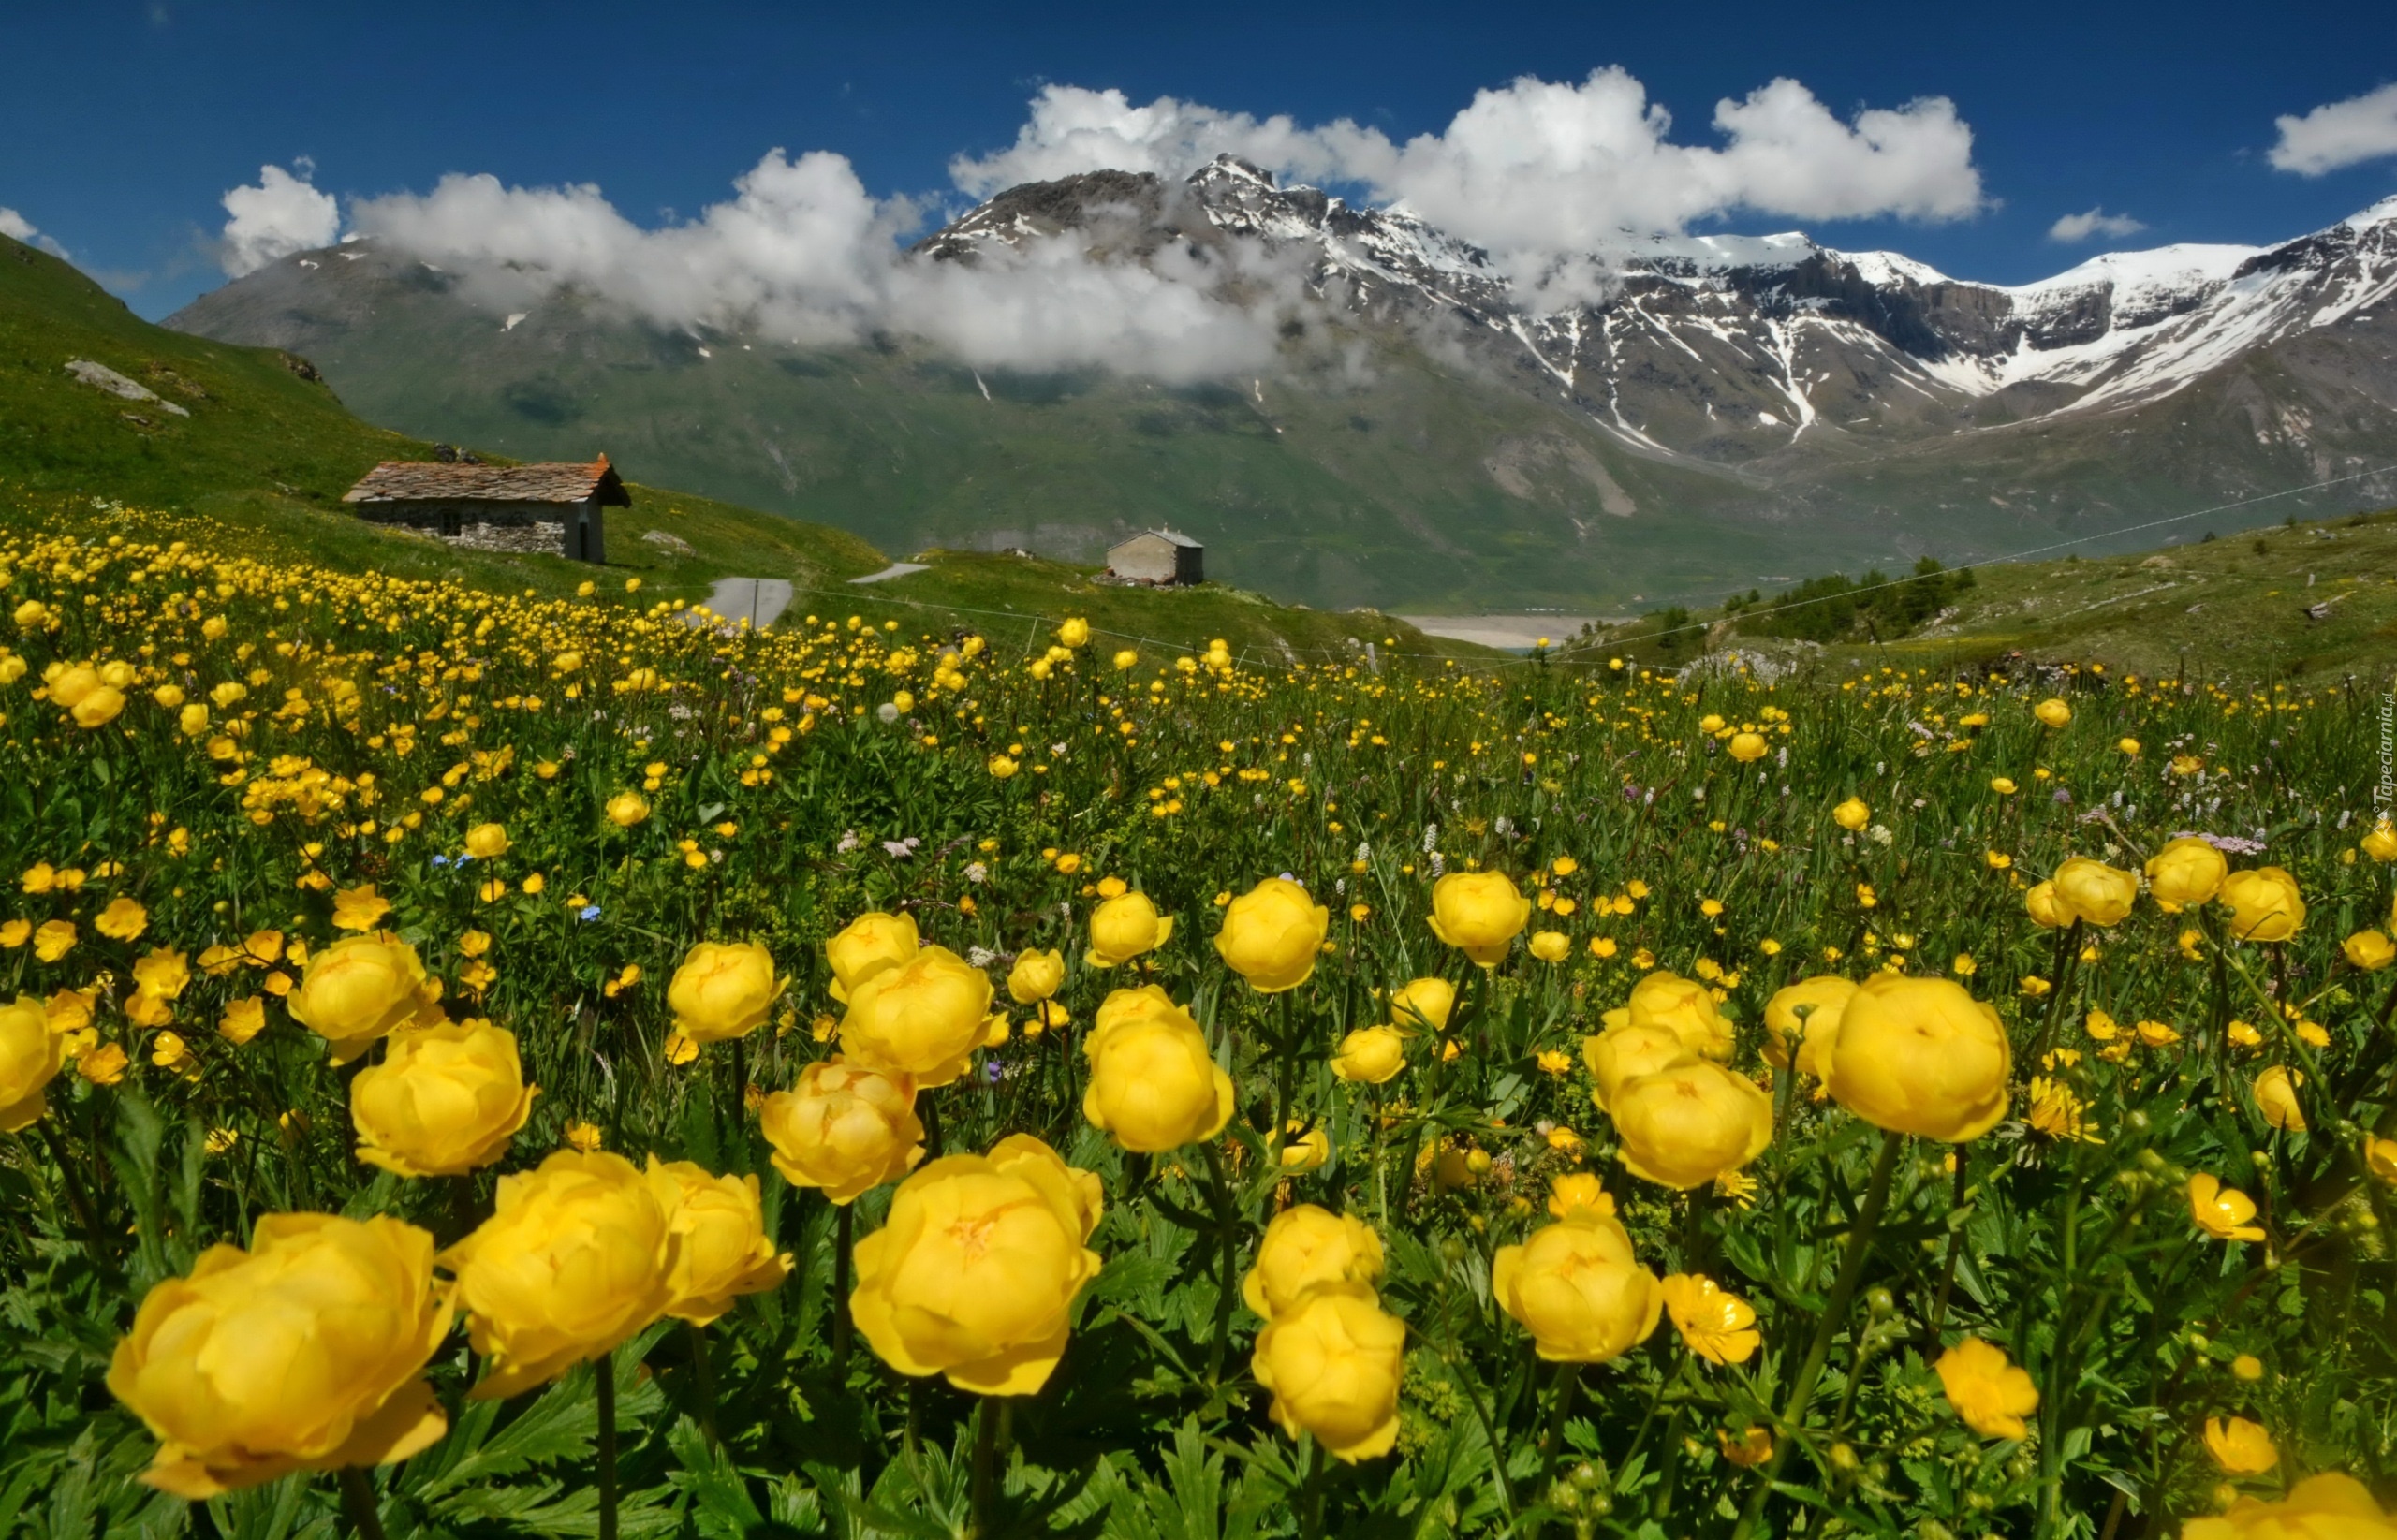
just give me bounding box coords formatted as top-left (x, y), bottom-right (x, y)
top-left (107, 1214), bottom-right (451, 1497)
top-left (1492, 1204), bottom-right (1662, 1363)
top-left (2221, 868), bottom-right (2305, 943)
top-left (1935, 1337), bottom-right (2038, 1438)
top-left (605, 791), bottom-right (650, 828)
top-left (1007, 947), bottom-right (1065, 1004)
top-left (1762, 975), bottom-right (1855, 1070)
top-left (849, 1134), bottom-right (1104, 1396)
top-left (286, 933), bottom-right (439, 1065)
top-left (2147, 836), bottom-right (2228, 910)
top-left (2254, 1065), bottom-right (2306, 1131)
top-left (1251, 1283), bottom-right (1405, 1463)
top-left (441, 1151), bottom-right (679, 1400)
top-left (1213, 877), bottom-right (1330, 992)
top-left (2033, 697), bottom-right (2072, 727)
top-left (1243, 1205), bottom-right (1387, 1321)
top-left (0, 994), bottom-right (67, 1133)
top-left (2344, 930), bottom-right (2397, 971)
top-left (2205, 1416), bottom-right (2280, 1474)
top-left (1607, 1059), bottom-right (1772, 1190)
top-left (1081, 987), bottom-right (1234, 1151)
top-left (667, 941), bottom-right (779, 1044)
top-left (1832, 798), bottom-right (1870, 831)
top-left (1331, 1025), bottom-right (1406, 1084)
top-left (1389, 976), bottom-right (1455, 1032)
top-left (1658, 1273), bottom-right (1760, 1365)
top-left (2187, 1173), bottom-right (2267, 1242)
top-left (644, 1158), bottom-right (794, 1326)
top-left (837, 945), bottom-right (994, 1088)
top-left (1582, 1022), bottom-right (1687, 1111)
top-left (1820, 975), bottom-right (2011, 1142)
top-left (1621, 970), bottom-right (1735, 1059)
top-left (2364, 821), bottom-right (2397, 862)
top-left (825, 910), bottom-right (920, 1002)
top-left (2052, 856), bottom-right (2139, 928)
top-left (1057, 617), bottom-right (1091, 648)
top-left (1277, 1122), bottom-right (1331, 1172)
top-left (463, 823), bottom-right (509, 859)
top-left (2368, 1135), bottom-right (2397, 1187)
top-left (1528, 930), bottom-right (1571, 963)
top-left (2023, 880), bottom-right (2073, 931)
top-left (758, 1057), bottom-right (924, 1203)
top-left (1426, 871), bottom-right (1531, 966)
top-left (1726, 730), bottom-right (1769, 763)
top-left (71, 685), bottom-right (126, 727)
top-left (2183, 1474), bottom-right (2397, 1539)
top-left (1087, 890), bottom-right (1173, 968)
top-left (987, 755), bottom-right (1019, 779)
top-left (350, 1020), bottom-right (537, 1178)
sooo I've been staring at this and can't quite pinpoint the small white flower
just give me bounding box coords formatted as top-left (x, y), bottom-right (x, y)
top-left (963, 861), bottom-right (989, 884)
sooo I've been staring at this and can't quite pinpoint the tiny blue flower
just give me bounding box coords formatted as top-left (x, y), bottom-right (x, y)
top-left (578, 904), bottom-right (601, 922)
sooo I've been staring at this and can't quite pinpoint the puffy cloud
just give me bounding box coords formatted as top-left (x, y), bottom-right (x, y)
top-left (2270, 82), bottom-right (2397, 176)
top-left (220, 162), bottom-right (341, 275)
top-left (2047, 207), bottom-right (2147, 242)
top-left (951, 71), bottom-right (1986, 265)
top-left (351, 150), bottom-right (1278, 381)
top-left (0, 206), bottom-right (71, 258)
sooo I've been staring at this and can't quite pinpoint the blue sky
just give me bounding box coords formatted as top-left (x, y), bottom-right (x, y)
top-left (4, 0), bottom-right (2394, 318)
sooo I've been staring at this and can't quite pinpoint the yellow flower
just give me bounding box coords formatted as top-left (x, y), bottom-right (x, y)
top-left (96, 897), bottom-right (149, 942)
top-left (1726, 730), bottom-right (1768, 762)
top-left (350, 1020), bottom-right (537, 1177)
top-left (605, 791), bottom-right (651, 828)
top-left (1658, 1273), bottom-right (1760, 1365)
top-left (1990, 776), bottom-right (2018, 795)
top-left (2136, 1019), bottom-right (2182, 1048)
top-left (287, 933), bottom-right (439, 1065)
top-left (1081, 987), bottom-right (1235, 1151)
top-left (2364, 821), bottom-right (2397, 862)
top-left (1936, 1337), bottom-right (2038, 1438)
top-left (0, 919), bottom-right (25, 948)
top-left (2147, 836), bottom-right (2228, 909)
top-left (133, 946), bottom-right (190, 1000)
top-left (0, 995), bottom-right (67, 1133)
top-left (564, 1121), bottom-right (603, 1152)
top-left (644, 1158), bottom-right (794, 1326)
top-left (1492, 1205), bottom-right (1662, 1363)
top-left (2188, 1173), bottom-right (2267, 1241)
top-left (34, 918), bottom-right (77, 962)
top-left (1820, 975), bottom-right (2011, 1142)
top-left (849, 1134), bottom-right (1104, 1395)
top-left (1277, 1121), bottom-right (1331, 1172)
top-left (2023, 879), bottom-right (2072, 930)
top-left (825, 909), bottom-right (920, 1002)
top-left (1331, 1024), bottom-right (1406, 1084)
top-left (331, 884), bottom-right (392, 932)
top-left (1006, 948), bottom-right (1065, 1004)
top-left (217, 996), bottom-right (266, 1045)
top-left (2232, 1354), bottom-right (2265, 1382)
top-left (837, 944), bottom-right (994, 1088)
top-left (1087, 890), bottom-right (1173, 968)
top-left (1426, 871), bottom-right (1531, 966)
top-left (2205, 1416), bottom-right (2280, 1475)
top-left (1832, 797), bottom-right (1870, 831)
top-left (1389, 976), bottom-right (1455, 1032)
top-left (1719, 1426), bottom-right (1774, 1467)
top-left (2342, 930), bottom-right (2396, 971)
top-left (987, 755), bottom-right (1018, 779)
top-left (2052, 856), bottom-right (2139, 928)
top-left (666, 940), bottom-right (779, 1045)
top-left (1251, 1283), bottom-right (1406, 1462)
top-left (71, 685), bottom-right (126, 727)
top-left (1621, 970), bottom-right (1735, 1060)
top-left (463, 822), bottom-right (509, 859)
top-left (760, 1057), bottom-right (924, 1203)
top-left (2034, 697), bottom-right (2072, 727)
top-left (1607, 1059), bottom-right (1772, 1190)
top-left (2182, 1474), bottom-right (2397, 1539)
top-left (1528, 930), bottom-right (1570, 963)
top-left (1057, 617), bottom-right (1091, 648)
top-left (1582, 1022), bottom-right (1687, 1111)
top-left (1213, 877), bottom-right (1330, 992)
top-left (106, 1213), bottom-right (451, 1497)
top-left (2254, 1065), bottom-right (2306, 1131)
top-left (2367, 1135), bottom-right (2397, 1187)
top-left (1548, 1173), bottom-right (1616, 1221)
top-left (2222, 867), bottom-right (2304, 943)
top-left (441, 1151), bottom-right (678, 1400)
top-left (1243, 1205), bottom-right (1388, 1320)
top-left (79, 1041), bottom-right (130, 1086)
top-left (2117, 736), bottom-right (2140, 755)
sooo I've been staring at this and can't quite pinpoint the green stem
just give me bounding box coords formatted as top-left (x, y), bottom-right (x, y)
top-left (685, 1322), bottom-right (719, 1449)
top-left (36, 1123), bottom-right (110, 1271)
top-left (831, 1199), bottom-right (855, 1380)
top-left (1931, 1146), bottom-right (1970, 1335)
top-left (1537, 1360), bottom-right (1581, 1503)
top-left (596, 1353), bottom-right (620, 1540)
top-left (336, 1467), bottom-right (389, 1540)
top-left (1730, 1127), bottom-right (1905, 1540)
top-left (2031, 919), bottom-right (2083, 1063)
top-left (1300, 1436), bottom-right (1329, 1539)
top-left (970, 1394), bottom-right (1000, 1539)
top-left (1201, 1140), bottom-right (1242, 1389)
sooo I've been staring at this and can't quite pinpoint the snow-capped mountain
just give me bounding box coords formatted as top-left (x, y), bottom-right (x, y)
top-left (920, 158), bottom-right (2397, 472)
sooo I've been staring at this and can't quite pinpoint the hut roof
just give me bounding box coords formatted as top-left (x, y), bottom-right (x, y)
top-left (343, 455), bottom-right (630, 506)
top-left (1110, 529), bottom-right (1202, 550)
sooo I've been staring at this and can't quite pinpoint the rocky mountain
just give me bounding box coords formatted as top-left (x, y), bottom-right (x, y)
top-left (164, 161), bottom-right (2397, 610)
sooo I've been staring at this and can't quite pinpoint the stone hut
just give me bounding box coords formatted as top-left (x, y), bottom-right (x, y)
top-left (341, 455), bottom-right (629, 564)
top-left (1105, 529), bottom-right (1203, 586)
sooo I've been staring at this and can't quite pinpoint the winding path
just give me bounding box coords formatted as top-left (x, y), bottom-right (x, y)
top-left (683, 577), bottom-right (792, 633)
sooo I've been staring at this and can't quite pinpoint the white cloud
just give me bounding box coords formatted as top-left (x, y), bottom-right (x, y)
top-left (220, 163), bottom-right (342, 275)
top-left (0, 206), bottom-right (71, 258)
top-left (2047, 207), bottom-right (2147, 242)
top-left (351, 150), bottom-right (1281, 381)
top-left (952, 71), bottom-right (1985, 265)
top-left (2270, 82), bottom-right (2397, 176)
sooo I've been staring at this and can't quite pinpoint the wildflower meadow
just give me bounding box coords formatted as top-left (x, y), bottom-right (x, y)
top-left (2, 504), bottom-right (2394, 1540)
